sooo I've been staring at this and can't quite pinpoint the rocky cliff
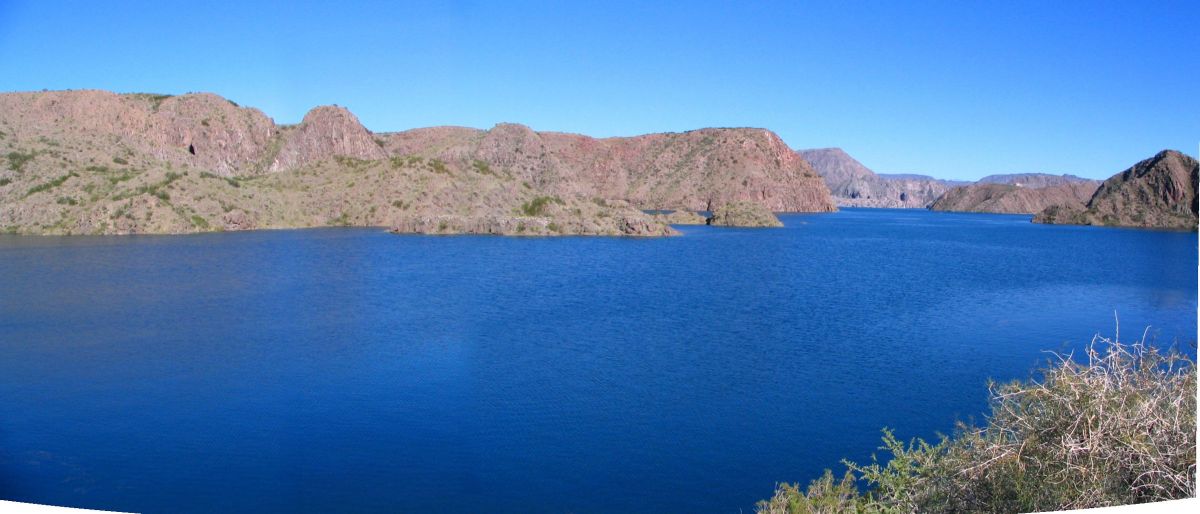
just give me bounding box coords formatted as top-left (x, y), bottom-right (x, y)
top-left (930, 181), bottom-right (1099, 214)
top-left (385, 124), bottom-right (838, 213)
top-left (799, 148), bottom-right (957, 208)
top-left (1033, 150), bottom-right (1198, 230)
top-left (267, 106), bottom-right (388, 172)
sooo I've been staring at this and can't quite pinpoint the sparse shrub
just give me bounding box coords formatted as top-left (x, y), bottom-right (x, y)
top-left (7, 150), bottom-right (36, 172)
top-left (757, 334), bottom-right (1196, 514)
top-left (520, 196), bottom-right (564, 216)
top-left (131, 93), bottom-right (173, 111)
top-left (334, 155), bottom-right (370, 169)
top-left (25, 172), bottom-right (77, 197)
top-left (112, 157), bottom-right (128, 165)
top-left (0, 177), bottom-right (11, 187)
top-left (472, 159), bottom-right (495, 176)
top-left (199, 171), bottom-right (239, 188)
top-left (55, 196), bottom-right (77, 206)
top-left (190, 215), bottom-right (209, 229)
top-left (428, 159), bottom-right (450, 174)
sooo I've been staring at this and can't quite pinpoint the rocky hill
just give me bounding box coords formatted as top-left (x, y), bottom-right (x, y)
top-left (930, 181), bottom-right (1099, 214)
top-left (706, 200), bottom-right (783, 227)
top-left (799, 148), bottom-right (956, 208)
top-left (385, 124), bottom-right (837, 213)
top-left (1034, 150), bottom-right (1198, 230)
top-left (0, 89), bottom-right (840, 236)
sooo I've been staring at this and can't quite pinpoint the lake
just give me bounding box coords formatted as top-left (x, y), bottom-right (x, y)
top-left (0, 208), bottom-right (1195, 513)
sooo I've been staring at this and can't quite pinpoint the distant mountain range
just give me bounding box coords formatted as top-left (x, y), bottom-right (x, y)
top-left (976, 173), bottom-right (1094, 188)
top-left (800, 146), bottom-right (1196, 230)
top-left (798, 148), bottom-right (958, 208)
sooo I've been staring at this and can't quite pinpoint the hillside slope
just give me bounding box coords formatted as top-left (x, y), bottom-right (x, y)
top-left (385, 124), bottom-right (837, 212)
top-left (930, 181), bottom-right (1099, 214)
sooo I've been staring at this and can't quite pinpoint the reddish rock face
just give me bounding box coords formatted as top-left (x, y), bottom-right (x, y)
top-left (0, 90), bottom-right (275, 176)
top-left (268, 106), bottom-right (387, 172)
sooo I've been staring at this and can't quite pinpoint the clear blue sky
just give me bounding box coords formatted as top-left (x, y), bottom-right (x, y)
top-left (0, 0), bottom-right (1195, 180)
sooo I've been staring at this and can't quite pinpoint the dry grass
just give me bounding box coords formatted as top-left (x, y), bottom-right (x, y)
top-left (758, 330), bottom-right (1196, 514)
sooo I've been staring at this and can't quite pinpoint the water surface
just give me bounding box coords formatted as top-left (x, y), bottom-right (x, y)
top-left (0, 209), bottom-right (1195, 513)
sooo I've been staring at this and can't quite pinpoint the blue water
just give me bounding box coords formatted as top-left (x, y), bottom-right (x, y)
top-left (0, 209), bottom-right (1195, 513)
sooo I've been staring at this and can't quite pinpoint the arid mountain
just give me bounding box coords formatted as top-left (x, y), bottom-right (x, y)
top-left (977, 173), bottom-right (1094, 188)
top-left (384, 124), bottom-right (837, 212)
top-left (798, 148), bottom-right (956, 208)
top-left (0, 89), bottom-right (839, 236)
top-left (929, 181), bottom-right (1099, 214)
top-left (1034, 150), bottom-right (1198, 230)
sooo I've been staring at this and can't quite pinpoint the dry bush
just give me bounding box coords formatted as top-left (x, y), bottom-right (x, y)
top-left (758, 331), bottom-right (1196, 514)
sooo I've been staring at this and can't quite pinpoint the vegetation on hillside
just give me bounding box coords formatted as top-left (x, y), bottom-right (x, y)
top-left (758, 333), bottom-right (1196, 513)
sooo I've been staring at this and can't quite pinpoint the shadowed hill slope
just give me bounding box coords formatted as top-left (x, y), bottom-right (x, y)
top-left (930, 181), bottom-right (1100, 214)
top-left (1034, 150), bottom-right (1198, 230)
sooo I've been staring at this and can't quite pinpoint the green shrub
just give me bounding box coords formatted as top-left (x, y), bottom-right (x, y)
top-left (334, 155), bottom-right (370, 169)
top-left (7, 150), bottom-right (36, 172)
top-left (199, 171), bottom-right (239, 188)
top-left (0, 177), bottom-right (11, 187)
top-left (112, 157), bottom-right (128, 165)
top-left (758, 335), bottom-right (1196, 513)
top-left (190, 215), bottom-right (209, 229)
top-left (472, 159), bottom-right (495, 176)
top-left (428, 159), bottom-right (450, 174)
top-left (520, 196), bottom-right (564, 216)
top-left (25, 172), bottom-right (77, 197)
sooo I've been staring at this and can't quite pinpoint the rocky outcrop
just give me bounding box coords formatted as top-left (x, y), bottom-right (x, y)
top-left (386, 124), bottom-right (838, 213)
top-left (799, 148), bottom-right (957, 208)
top-left (930, 181), bottom-right (1099, 214)
top-left (1034, 150), bottom-right (1198, 230)
top-left (267, 106), bottom-right (387, 172)
top-left (706, 201), bottom-right (783, 227)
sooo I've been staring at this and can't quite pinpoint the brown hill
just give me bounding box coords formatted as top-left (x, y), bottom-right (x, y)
top-left (1034, 150), bottom-right (1198, 230)
top-left (385, 124), bottom-right (837, 212)
top-left (799, 148), bottom-right (956, 208)
top-left (930, 181), bottom-right (1099, 214)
